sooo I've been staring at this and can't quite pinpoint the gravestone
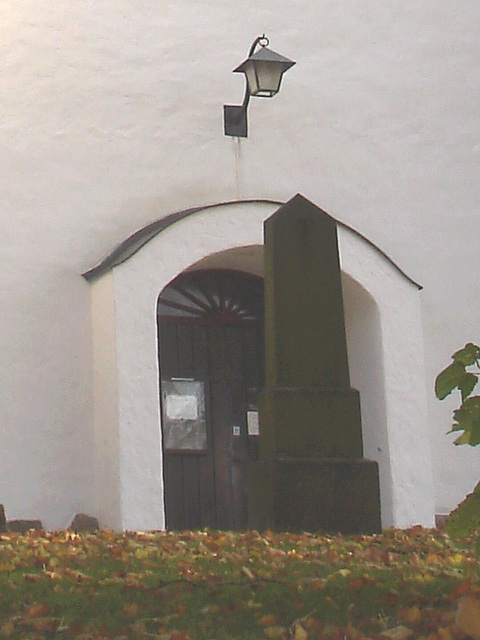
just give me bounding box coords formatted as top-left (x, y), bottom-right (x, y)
top-left (248, 194), bottom-right (381, 534)
top-left (0, 505), bottom-right (6, 533)
top-left (7, 519), bottom-right (43, 534)
top-left (69, 513), bottom-right (99, 532)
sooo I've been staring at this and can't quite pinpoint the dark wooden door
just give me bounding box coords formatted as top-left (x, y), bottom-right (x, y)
top-left (157, 270), bottom-right (264, 530)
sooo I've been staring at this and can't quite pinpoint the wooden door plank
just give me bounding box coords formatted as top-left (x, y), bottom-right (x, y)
top-left (164, 457), bottom-right (185, 530)
top-left (183, 457), bottom-right (202, 529)
top-left (176, 324), bottom-right (195, 378)
top-left (192, 325), bottom-right (216, 529)
top-left (225, 325), bottom-right (248, 529)
top-left (158, 322), bottom-right (179, 378)
top-left (208, 325), bottom-right (232, 529)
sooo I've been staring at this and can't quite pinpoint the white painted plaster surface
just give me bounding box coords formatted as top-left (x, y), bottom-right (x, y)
top-left (339, 229), bottom-right (435, 528)
top-left (0, 0), bottom-right (479, 527)
top-left (108, 201), bottom-right (433, 529)
top-left (91, 273), bottom-right (122, 529)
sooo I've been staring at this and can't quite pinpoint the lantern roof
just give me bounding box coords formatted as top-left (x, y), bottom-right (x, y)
top-left (233, 46), bottom-right (295, 74)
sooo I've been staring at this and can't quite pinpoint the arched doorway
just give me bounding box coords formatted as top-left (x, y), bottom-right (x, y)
top-left (157, 269), bottom-right (264, 530)
top-left (87, 198), bottom-right (433, 530)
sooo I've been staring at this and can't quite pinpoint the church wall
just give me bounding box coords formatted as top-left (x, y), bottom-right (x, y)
top-left (0, 1), bottom-right (479, 527)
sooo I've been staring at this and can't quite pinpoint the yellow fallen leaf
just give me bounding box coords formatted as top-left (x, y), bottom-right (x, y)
top-left (291, 621), bottom-right (308, 640)
top-left (450, 553), bottom-right (466, 566)
top-left (241, 566), bottom-right (255, 580)
top-left (456, 596), bottom-right (480, 640)
top-left (437, 627), bottom-right (453, 640)
top-left (379, 625), bottom-right (413, 640)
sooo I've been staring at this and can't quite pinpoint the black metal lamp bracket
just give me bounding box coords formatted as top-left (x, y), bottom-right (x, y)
top-left (224, 35), bottom-right (268, 138)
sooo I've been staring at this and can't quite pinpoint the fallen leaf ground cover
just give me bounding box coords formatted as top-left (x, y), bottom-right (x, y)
top-left (0, 527), bottom-right (479, 640)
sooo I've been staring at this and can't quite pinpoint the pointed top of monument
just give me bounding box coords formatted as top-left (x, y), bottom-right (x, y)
top-left (266, 193), bottom-right (338, 230)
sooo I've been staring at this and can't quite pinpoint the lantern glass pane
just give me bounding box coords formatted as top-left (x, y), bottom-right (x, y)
top-left (243, 63), bottom-right (260, 96)
top-left (248, 61), bottom-right (284, 97)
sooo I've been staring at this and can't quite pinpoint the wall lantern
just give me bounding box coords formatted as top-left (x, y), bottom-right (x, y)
top-left (223, 35), bottom-right (295, 138)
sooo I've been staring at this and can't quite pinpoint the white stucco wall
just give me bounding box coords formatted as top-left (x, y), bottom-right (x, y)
top-left (98, 200), bottom-right (433, 530)
top-left (91, 272), bottom-right (122, 529)
top-left (0, 1), bottom-right (479, 528)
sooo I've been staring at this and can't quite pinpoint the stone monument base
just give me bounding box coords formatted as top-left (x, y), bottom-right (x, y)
top-left (248, 457), bottom-right (381, 534)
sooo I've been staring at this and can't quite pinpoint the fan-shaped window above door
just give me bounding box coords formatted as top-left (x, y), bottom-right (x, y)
top-left (157, 270), bottom-right (263, 324)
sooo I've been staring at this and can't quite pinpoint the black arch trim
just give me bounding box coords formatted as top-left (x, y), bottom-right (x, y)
top-left (82, 197), bottom-right (422, 290)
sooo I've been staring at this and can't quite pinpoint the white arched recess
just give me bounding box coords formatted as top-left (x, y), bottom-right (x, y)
top-left (89, 199), bottom-right (435, 531)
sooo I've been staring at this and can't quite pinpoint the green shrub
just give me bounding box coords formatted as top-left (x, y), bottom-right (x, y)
top-left (435, 343), bottom-right (480, 446)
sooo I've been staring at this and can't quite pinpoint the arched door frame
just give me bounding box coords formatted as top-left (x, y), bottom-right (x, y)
top-left (87, 198), bottom-right (435, 531)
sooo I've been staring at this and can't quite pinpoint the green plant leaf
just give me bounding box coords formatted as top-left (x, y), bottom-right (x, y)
top-left (435, 362), bottom-right (466, 399)
top-left (449, 421), bottom-right (465, 432)
top-left (469, 421), bottom-right (480, 445)
top-left (458, 372), bottom-right (478, 401)
top-left (454, 431), bottom-right (472, 445)
top-left (453, 343), bottom-right (480, 367)
top-left (451, 396), bottom-right (480, 446)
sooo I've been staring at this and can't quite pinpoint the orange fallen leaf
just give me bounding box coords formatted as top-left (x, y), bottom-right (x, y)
top-left (26, 603), bottom-right (50, 618)
top-left (22, 573), bottom-right (43, 583)
top-left (264, 626), bottom-right (287, 639)
top-left (345, 623), bottom-right (364, 640)
top-left (456, 596), bottom-right (480, 640)
top-left (0, 621), bottom-right (15, 638)
top-left (436, 627), bottom-right (453, 640)
top-left (30, 617), bottom-right (60, 632)
top-left (43, 569), bottom-right (61, 580)
top-left (449, 578), bottom-right (474, 601)
top-left (260, 615), bottom-right (277, 627)
top-left (123, 603), bottom-right (139, 617)
top-left (400, 606), bottom-right (421, 628)
top-left (349, 578), bottom-right (366, 591)
top-left (266, 547), bottom-right (287, 558)
top-left (170, 632), bottom-right (192, 640)
top-left (62, 567), bottom-right (94, 582)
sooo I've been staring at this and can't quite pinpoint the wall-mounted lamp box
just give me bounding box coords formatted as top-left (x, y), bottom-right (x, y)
top-left (224, 35), bottom-right (295, 138)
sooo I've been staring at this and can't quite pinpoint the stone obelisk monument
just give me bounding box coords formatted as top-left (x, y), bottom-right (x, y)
top-left (248, 194), bottom-right (381, 534)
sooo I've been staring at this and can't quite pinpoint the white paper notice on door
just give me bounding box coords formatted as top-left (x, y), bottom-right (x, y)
top-left (247, 411), bottom-right (260, 436)
top-left (166, 394), bottom-right (198, 420)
